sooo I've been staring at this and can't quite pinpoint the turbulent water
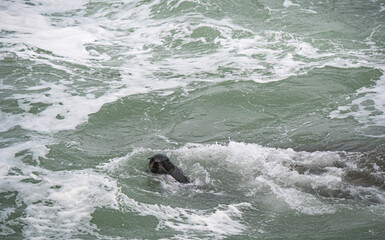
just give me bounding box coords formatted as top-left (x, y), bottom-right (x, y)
top-left (1, 0), bottom-right (385, 239)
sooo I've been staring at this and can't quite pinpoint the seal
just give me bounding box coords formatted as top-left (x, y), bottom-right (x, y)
top-left (148, 154), bottom-right (190, 183)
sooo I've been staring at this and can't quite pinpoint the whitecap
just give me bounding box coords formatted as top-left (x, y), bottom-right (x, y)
top-left (330, 71), bottom-right (385, 128)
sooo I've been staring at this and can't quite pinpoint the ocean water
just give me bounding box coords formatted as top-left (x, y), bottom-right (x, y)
top-left (1, 0), bottom-right (385, 239)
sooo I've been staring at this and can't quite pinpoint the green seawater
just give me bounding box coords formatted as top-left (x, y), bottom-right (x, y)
top-left (1, 0), bottom-right (385, 239)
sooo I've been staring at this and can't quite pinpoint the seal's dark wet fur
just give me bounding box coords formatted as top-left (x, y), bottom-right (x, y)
top-left (148, 154), bottom-right (190, 183)
top-left (148, 154), bottom-right (173, 174)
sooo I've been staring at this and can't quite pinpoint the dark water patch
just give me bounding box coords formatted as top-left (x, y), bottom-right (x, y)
top-left (261, 208), bottom-right (385, 240)
top-left (0, 191), bottom-right (26, 239)
top-left (289, 150), bottom-right (385, 204)
top-left (150, 0), bottom-right (267, 22)
top-left (0, 127), bottom-right (31, 149)
top-left (41, 139), bottom-right (112, 171)
top-left (91, 208), bottom-right (161, 240)
top-left (52, 65), bottom-right (383, 162)
top-left (343, 151), bottom-right (385, 190)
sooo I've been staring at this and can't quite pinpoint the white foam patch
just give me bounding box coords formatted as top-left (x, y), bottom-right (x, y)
top-left (2, 139), bottom-right (385, 238)
top-left (0, 10), bottom-right (50, 33)
top-left (330, 71), bottom-right (385, 128)
top-left (102, 142), bottom-right (344, 215)
top-left (0, 78), bottom-right (186, 133)
top-left (21, 171), bottom-right (119, 238)
top-left (28, 0), bottom-right (88, 14)
top-left (0, 6), bottom-right (108, 60)
top-left (0, 207), bottom-right (17, 235)
top-left (1, 0), bottom-right (383, 135)
top-left (26, 26), bottom-right (98, 59)
top-left (99, 148), bottom-right (149, 173)
top-left (0, 141), bottom-right (121, 239)
top-left (0, 110), bottom-right (18, 133)
top-left (168, 141), bottom-right (385, 214)
top-left (255, 176), bottom-right (336, 215)
top-left (119, 196), bottom-right (250, 237)
top-left (283, 0), bottom-right (300, 8)
top-left (0, 0), bottom-right (187, 133)
top-left (1, 141), bottom-right (250, 238)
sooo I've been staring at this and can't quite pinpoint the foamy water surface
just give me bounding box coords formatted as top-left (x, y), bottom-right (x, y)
top-left (1, 0), bottom-right (385, 239)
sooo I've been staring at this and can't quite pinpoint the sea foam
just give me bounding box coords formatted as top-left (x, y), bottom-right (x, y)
top-left (330, 70), bottom-right (385, 129)
top-left (0, 141), bottom-right (121, 239)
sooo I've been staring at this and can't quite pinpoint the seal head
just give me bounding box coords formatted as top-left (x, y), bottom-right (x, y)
top-left (148, 154), bottom-right (190, 183)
